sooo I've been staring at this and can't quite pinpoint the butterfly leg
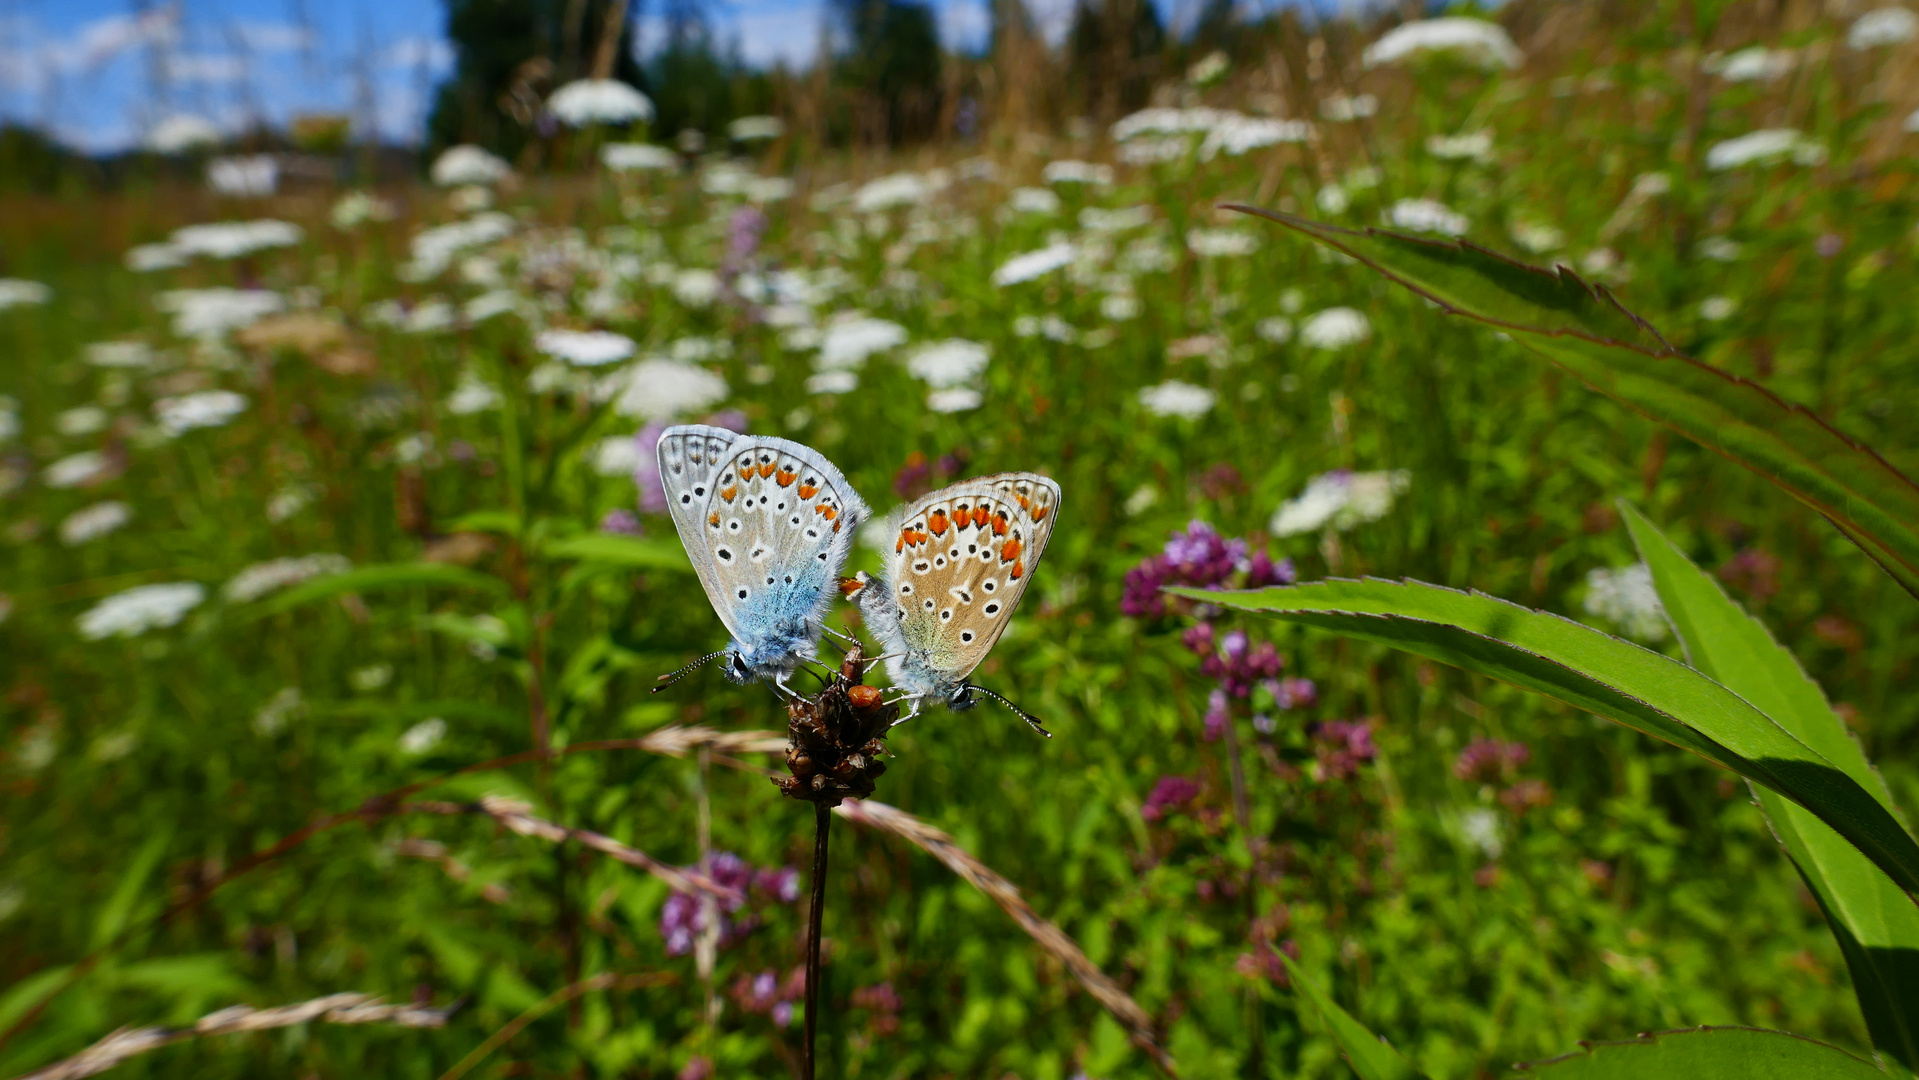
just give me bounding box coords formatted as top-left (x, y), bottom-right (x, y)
top-left (888, 696), bottom-right (923, 725)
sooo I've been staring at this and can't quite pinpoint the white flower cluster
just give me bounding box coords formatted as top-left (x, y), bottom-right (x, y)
top-left (906, 339), bottom-right (991, 413)
top-left (207, 155), bottom-right (278, 197)
top-left (536, 329), bottom-right (636, 367)
top-left (222, 554), bottom-right (351, 603)
top-left (993, 243), bottom-right (1077, 286)
top-left (77, 582), bottom-right (206, 640)
top-left (1388, 198), bottom-right (1470, 236)
top-left (611, 360), bottom-right (729, 419)
top-left (130, 220), bottom-right (304, 271)
top-left (0, 280), bottom-right (52, 309)
top-left (602, 143), bottom-right (680, 172)
top-left (154, 288), bottom-right (285, 339)
top-left (154, 390), bottom-right (248, 436)
top-left (548, 79), bottom-right (655, 126)
top-left (147, 114), bottom-right (221, 154)
top-left (1139, 380), bottom-right (1216, 419)
top-left (1849, 7), bottom-right (1919, 49)
top-left (59, 501), bottom-right (132, 546)
top-left (431, 145), bottom-right (512, 187)
top-left (331, 191), bottom-right (398, 229)
top-left (404, 212), bottom-right (517, 280)
top-left (44, 451), bottom-right (113, 489)
top-left (1362, 18), bottom-right (1522, 69)
top-left (1270, 470), bottom-right (1411, 536)
top-left (1583, 563), bottom-right (1669, 642)
top-left (1705, 129), bottom-right (1825, 170)
top-left (1299, 307), bottom-right (1371, 349)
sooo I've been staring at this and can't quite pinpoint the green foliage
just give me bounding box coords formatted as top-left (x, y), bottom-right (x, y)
top-left (1512, 1027), bottom-right (1888, 1079)
top-left (1178, 578), bottom-right (1919, 898)
top-left (1280, 954), bottom-right (1424, 1080)
top-left (1230, 208), bottom-right (1919, 602)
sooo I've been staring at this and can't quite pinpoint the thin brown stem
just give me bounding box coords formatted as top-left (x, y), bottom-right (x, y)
top-left (803, 802), bottom-right (831, 1080)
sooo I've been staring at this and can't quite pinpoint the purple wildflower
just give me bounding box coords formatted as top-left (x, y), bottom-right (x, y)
top-left (600, 509), bottom-right (643, 536)
top-left (632, 421), bottom-right (670, 514)
top-left (1204, 688), bottom-right (1230, 742)
top-left (1453, 738), bottom-right (1530, 784)
top-left (1122, 556), bottom-right (1172, 618)
top-left (703, 408), bottom-right (749, 434)
top-left (1312, 720), bottom-right (1377, 780)
top-left (1142, 775), bottom-right (1202, 821)
top-left (1267, 677), bottom-right (1317, 710)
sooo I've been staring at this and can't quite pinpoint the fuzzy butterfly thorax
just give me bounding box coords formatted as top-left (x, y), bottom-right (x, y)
top-left (657, 425), bottom-right (871, 693)
top-left (857, 472), bottom-right (1061, 731)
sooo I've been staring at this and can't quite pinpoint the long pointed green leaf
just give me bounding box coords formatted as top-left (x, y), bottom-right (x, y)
top-left (1171, 580), bottom-right (1919, 896)
top-left (1511, 1026), bottom-right (1888, 1079)
top-left (540, 533), bottom-right (692, 571)
top-left (1227, 206), bottom-right (1919, 601)
top-left (1623, 504), bottom-right (1919, 1073)
top-left (1278, 954), bottom-right (1423, 1080)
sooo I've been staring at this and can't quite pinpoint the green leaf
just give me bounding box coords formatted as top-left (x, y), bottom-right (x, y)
top-left (1227, 206), bottom-right (1919, 601)
top-left (244, 563), bottom-right (511, 618)
top-left (541, 533), bottom-right (692, 572)
top-left (444, 509), bottom-right (523, 536)
top-left (90, 827), bottom-right (171, 950)
top-left (1173, 580), bottom-right (1919, 896)
top-left (1512, 1026), bottom-right (1888, 1079)
top-left (1278, 954), bottom-right (1424, 1080)
top-left (1623, 504), bottom-right (1919, 1073)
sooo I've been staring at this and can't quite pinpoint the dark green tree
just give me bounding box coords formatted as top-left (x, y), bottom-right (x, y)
top-left (1065, 0), bottom-right (1163, 120)
top-left (833, 0), bottom-right (944, 143)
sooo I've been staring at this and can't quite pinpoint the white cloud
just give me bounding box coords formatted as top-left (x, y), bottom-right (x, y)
top-left (169, 54), bottom-right (247, 84)
top-left (384, 36), bottom-right (454, 73)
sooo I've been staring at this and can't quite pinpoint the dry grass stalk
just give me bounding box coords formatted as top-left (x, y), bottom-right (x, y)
top-left (833, 799), bottom-right (1178, 1076)
top-left (13, 992), bottom-right (455, 1080)
top-left (631, 724), bottom-right (788, 760)
top-left (408, 797), bottom-right (745, 903)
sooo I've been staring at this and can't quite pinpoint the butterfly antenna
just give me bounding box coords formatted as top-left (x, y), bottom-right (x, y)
top-left (651, 651), bottom-right (726, 694)
top-left (970, 686), bottom-right (1052, 738)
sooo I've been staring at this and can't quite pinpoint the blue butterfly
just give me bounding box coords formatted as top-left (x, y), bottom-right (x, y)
top-left (655, 425), bottom-right (870, 696)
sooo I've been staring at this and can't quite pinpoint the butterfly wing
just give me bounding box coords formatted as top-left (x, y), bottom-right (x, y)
top-left (881, 472), bottom-right (1061, 692)
top-left (693, 435), bottom-right (870, 672)
top-left (658, 424), bottom-right (747, 640)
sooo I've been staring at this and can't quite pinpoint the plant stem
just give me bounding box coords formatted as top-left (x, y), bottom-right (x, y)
top-left (803, 801), bottom-right (831, 1080)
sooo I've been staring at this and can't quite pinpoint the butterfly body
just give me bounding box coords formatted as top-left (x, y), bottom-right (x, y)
top-left (657, 424), bottom-right (870, 691)
top-left (854, 472), bottom-right (1061, 728)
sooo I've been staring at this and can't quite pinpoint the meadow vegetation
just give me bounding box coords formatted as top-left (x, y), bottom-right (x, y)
top-left (5, 3), bottom-right (1919, 1078)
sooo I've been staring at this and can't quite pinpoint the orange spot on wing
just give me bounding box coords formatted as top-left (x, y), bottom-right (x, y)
top-left (708, 512), bottom-right (720, 527)
top-left (1000, 537), bottom-right (1023, 564)
top-left (929, 510), bottom-right (949, 535)
top-left (1017, 493), bottom-right (1030, 509)
top-left (1012, 558), bottom-right (1025, 579)
top-left (721, 485), bottom-right (738, 503)
top-left (798, 483), bottom-right (818, 499)
top-left (1031, 504), bottom-right (1050, 522)
top-left (896, 532), bottom-right (907, 553)
top-left (776, 469), bottom-right (797, 487)
top-left (758, 462), bottom-right (777, 478)
top-left (833, 519), bottom-right (842, 533)
top-left (839, 577), bottom-right (863, 596)
top-left (738, 464), bottom-right (755, 480)
top-left (972, 506), bottom-right (990, 528)
top-left (992, 512), bottom-right (1009, 536)
top-left (816, 504), bottom-right (837, 520)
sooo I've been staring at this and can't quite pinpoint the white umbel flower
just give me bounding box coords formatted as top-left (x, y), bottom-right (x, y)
top-left (993, 243), bottom-right (1076, 286)
top-left (926, 388), bottom-right (983, 413)
top-left (77, 582), bottom-right (206, 640)
top-left (1849, 7), bottom-right (1919, 49)
top-left (728, 115), bottom-right (785, 141)
top-left (399, 717), bottom-right (447, 754)
top-left (1299, 307), bottom-right (1371, 349)
top-left (59, 501), bottom-right (132, 546)
top-left (154, 288), bottom-right (285, 339)
top-left (169, 219), bottom-right (303, 259)
top-left (906, 340), bottom-right (990, 388)
top-left (536, 329), bottom-right (636, 367)
top-left (612, 360), bottom-right (729, 419)
top-left (1584, 563), bottom-right (1669, 641)
top-left (1362, 18), bottom-right (1522, 69)
top-left (1187, 229), bottom-right (1256, 257)
top-left (147, 114), bottom-right (221, 154)
top-left (207, 155), bottom-right (278, 196)
top-left (1271, 470), bottom-right (1411, 536)
top-left (223, 554), bottom-right (351, 603)
top-left (155, 390), bottom-right (248, 436)
top-left (446, 373), bottom-right (503, 414)
top-left (1010, 187), bottom-right (1062, 215)
top-left (44, 451), bottom-right (112, 489)
top-left (854, 172), bottom-right (936, 212)
top-left (1139, 380), bottom-right (1216, 418)
top-left (548, 79), bottom-right (655, 126)
top-left (430, 145), bottom-right (512, 187)
top-left (1388, 198), bottom-right (1469, 235)
top-left (1199, 116), bottom-right (1310, 159)
top-left (818, 317), bottom-right (907, 369)
top-left (1042, 160), bottom-right (1113, 185)
top-left (602, 143), bottom-right (680, 171)
top-left (0, 280), bottom-right (52, 309)
top-left (1705, 129), bottom-right (1820, 170)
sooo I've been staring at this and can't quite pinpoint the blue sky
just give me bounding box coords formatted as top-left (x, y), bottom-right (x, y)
top-left (0, 0), bottom-right (1018, 152)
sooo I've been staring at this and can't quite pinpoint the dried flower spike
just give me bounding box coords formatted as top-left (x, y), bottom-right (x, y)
top-left (775, 644), bottom-right (899, 807)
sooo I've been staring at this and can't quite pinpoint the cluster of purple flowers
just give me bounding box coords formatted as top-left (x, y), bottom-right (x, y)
top-left (1311, 720), bottom-right (1377, 781)
top-left (1184, 623), bottom-right (1316, 741)
top-left (890, 449), bottom-right (969, 500)
top-left (1453, 738), bottom-right (1552, 812)
top-left (658, 851), bottom-right (800, 956)
top-left (1453, 738), bottom-right (1529, 784)
top-left (1140, 775), bottom-right (1201, 822)
top-left (851, 981), bottom-right (903, 1037)
top-left (730, 966), bottom-right (805, 1027)
top-left (1121, 520), bottom-right (1294, 620)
